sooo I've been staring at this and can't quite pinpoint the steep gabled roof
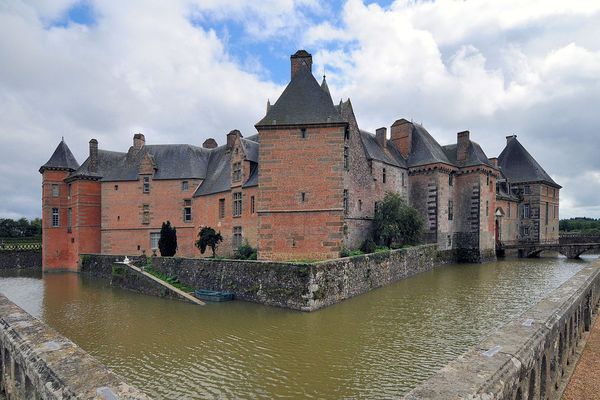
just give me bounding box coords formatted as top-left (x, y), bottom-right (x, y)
top-left (360, 130), bottom-right (407, 168)
top-left (193, 145), bottom-right (231, 196)
top-left (39, 140), bottom-right (80, 173)
top-left (255, 65), bottom-right (345, 127)
top-left (498, 136), bottom-right (561, 188)
top-left (406, 124), bottom-right (452, 167)
top-left (442, 141), bottom-right (495, 168)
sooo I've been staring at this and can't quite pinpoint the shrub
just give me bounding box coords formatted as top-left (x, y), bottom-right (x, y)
top-left (158, 221), bottom-right (177, 256)
top-left (195, 227), bottom-right (223, 257)
top-left (361, 238), bottom-right (377, 254)
top-left (339, 247), bottom-right (350, 258)
top-left (234, 242), bottom-right (258, 260)
top-left (374, 192), bottom-right (424, 247)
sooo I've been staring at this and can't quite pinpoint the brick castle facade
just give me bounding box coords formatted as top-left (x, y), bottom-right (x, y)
top-left (40, 50), bottom-right (561, 271)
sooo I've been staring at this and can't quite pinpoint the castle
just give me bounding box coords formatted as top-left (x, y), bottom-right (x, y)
top-left (40, 50), bottom-right (561, 271)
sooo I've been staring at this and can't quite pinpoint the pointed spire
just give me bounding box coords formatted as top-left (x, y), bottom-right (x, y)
top-left (320, 75), bottom-right (331, 97)
top-left (39, 139), bottom-right (80, 173)
top-left (266, 99), bottom-right (271, 114)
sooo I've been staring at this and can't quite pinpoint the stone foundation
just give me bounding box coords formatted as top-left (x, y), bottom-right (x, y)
top-left (81, 245), bottom-right (455, 311)
top-left (0, 250), bottom-right (41, 270)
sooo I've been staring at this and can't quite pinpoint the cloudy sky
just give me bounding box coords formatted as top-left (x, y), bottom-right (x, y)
top-left (1, 0), bottom-right (599, 219)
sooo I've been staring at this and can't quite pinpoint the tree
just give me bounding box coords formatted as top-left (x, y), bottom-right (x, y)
top-left (158, 221), bottom-right (177, 256)
top-left (196, 227), bottom-right (223, 258)
top-left (373, 192), bottom-right (424, 247)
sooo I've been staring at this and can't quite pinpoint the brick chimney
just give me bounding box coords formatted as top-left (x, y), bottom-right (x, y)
top-left (203, 138), bottom-right (218, 149)
top-left (133, 133), bottom-right (145, 150)
top-left (89, 139), bottom-right (98, 172)
top-left (489, 157), bottom-right (498, 168)
top-left (227, 129), bottom-right (242, 149)
top-left (376, 127), bottom-right (387, 149)
top-left (390, 119), bottom-right (412, 158)
top-left (291, 50), bottom-right (312, 79)
top-left (457, 130), bottom-right (470, 162)
top-left (506, 134), bottom-right (517, 145)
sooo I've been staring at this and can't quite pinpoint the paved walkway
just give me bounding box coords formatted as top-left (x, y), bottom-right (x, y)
top-left (562, 312), bottom-right (600, 400)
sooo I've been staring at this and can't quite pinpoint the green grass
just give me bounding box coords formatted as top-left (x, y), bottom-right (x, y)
top-left (144, 267), bottom-right (194, 293)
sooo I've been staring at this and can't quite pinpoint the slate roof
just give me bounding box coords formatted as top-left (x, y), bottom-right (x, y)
top-left (193, 146), bottom-right (231, 196)
top-left (68, 145), bottom-right (211, 182)
top-left (498, 136), bottom-right (561, 188)
top-left (442, 141), bottom-right (495, 168)
top-left (39, 140), bottom-right (80, 173)
top-left (241, 136), bottom-right (259, 163)
top-left (255, 64), bottom-right (345, 127)
top-left (406, 123), bottom-right (452, 168)
top-left (359, 130), bottom-right (407, 168)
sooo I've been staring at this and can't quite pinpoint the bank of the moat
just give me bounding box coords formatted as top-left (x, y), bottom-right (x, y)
top-left (0, 256), bottom-right (594, 399)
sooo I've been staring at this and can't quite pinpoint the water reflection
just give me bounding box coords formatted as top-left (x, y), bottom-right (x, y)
top-left (0, 256), bottom-right (595, 398)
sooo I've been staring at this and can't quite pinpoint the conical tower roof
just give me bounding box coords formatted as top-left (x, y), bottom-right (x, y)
top-left (39, 139), bottom-right (80, 173)
top-left (255, 64), bottom-right (344, 127)
top-left (321, 75), bottom-right (331, 97)
top-left (498, 135), bottom-right (561, 188)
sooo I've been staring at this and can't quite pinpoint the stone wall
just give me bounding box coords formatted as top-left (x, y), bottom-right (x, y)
top-left (81, 244), bottom-right (452, 311)
top-left (0, 294), bottom-right (149, 399)
top-left (405, 261), bottom-right (600, 399)
top-left (0, 250), bottom-right (41, 270)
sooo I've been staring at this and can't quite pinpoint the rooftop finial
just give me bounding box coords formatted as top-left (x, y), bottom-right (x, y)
top-left (61, 136), bottom-right (64, 142)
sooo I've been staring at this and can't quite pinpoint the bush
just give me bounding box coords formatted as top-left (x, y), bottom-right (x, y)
top-left (339, 247), bottom-right (350, 258)
top-left (195, 227), bottom-right (223, 257)
top-left (234, 242), bottom-right (258, 260)
top-left (349, 249), bottom-right (364, 257)
top-left (361, 238), bottom-right (377, 254)
top-left (374, 192), bottom-right (424, 247)
top-left (158, 221), bottom-right (177, 256)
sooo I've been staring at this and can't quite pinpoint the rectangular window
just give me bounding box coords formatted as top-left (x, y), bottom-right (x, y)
top-left (382, 168), bottom-right (386, 183)
top-left (344, 145), bottom-right (349, 170)
top-left (67, 208), bottom-right (72, 232)
top-left (486, 200), bottom-right (489, 216)
top-left (52, 208), bottom-right (59, 227)
top-left (545, 202), bottom-right (549, 225)
top-left (67, 184), bottom-right (72, 198)
top-left (524, 185), bottom-right (530, 195)
top-left (343, 189), bottom-right (349, 215)
top-left (301, 128), bottom-right (307, 139)
top-left (301, 192), bottom-right (306, 203)
top-left (402, 172), bottom-right (405, 187)
top-left (143, 176), bottom-right (150, 193)
top-left (232, 226), bottom-right (242, 248)
top-left (51, 184), bottom-right (59, 197)
top-left (182, 181), bottom-right (189, 191)
top-left (232, 162), bottom-right (242, 182)
top-left (233, 192), bottom-right (242, 217)
top-left (344, 127), bottom-right (349, 140)
top-left (523, 226), bottom-right (530, 236)
top-left (523, 204), bottom-right (530, 219)
top-left (142, 204), bottom-right (150, 224)
top-left (508, 203), bottom-right (511, 218)
top-left (114, 185), bottom-right (119, 191)
top-left (448, 174), bottom-right (453, 187)
top-left (150, 232), bottom-right (160, 249)
top-left (448, 200), bottom-right (453, 221)
top-left (251, 196), bottom-right (255, 214)
top-left (219, 199), bottom-right (225, 219)
top-left (183, 199), bottom-right (192, 222)
top-left (358, 199), bottom-right (362, 211)
top-left (486, 174), bottom-right (490, 186)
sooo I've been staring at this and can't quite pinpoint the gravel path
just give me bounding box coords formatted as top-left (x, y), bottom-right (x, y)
top-left (562, 313), bottom-right (600, 400)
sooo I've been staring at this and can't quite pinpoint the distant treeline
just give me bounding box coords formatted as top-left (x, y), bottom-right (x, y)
top-left (559, 217), bottom-right (600, 234)
top-left (0, 218), bottom-right (42, 238)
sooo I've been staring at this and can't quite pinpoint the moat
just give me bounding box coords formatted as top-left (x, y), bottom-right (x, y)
top-left (0, 256), bottom-right (594, 399)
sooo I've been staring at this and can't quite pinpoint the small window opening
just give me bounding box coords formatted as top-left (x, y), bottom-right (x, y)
top-left (114, 185), bottom-right (119, 191)
top-left (301, 192), bottom-right (306, 203)
top-left (382, 168), bottom-right (386, 183)
top-left (301, 128), bottom-right (307, 139)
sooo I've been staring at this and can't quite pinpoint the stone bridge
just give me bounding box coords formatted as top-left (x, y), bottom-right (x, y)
top-left (499, 233), bottom-right (600, 259)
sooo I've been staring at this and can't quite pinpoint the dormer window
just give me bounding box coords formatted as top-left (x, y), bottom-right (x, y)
top-left (182, 181), bottom-right (189, 191)
top-left (232, 162), bottom-right (242, 182)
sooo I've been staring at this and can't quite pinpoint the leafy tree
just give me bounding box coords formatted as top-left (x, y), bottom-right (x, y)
top-left (373, 192), bottom-right (424, 247)
top-left (196, 227), bottom-right (223, 258)
top-left (0, 218), bottom-right (42, 238)
top-left (158, 221), bottom-right (177, 256)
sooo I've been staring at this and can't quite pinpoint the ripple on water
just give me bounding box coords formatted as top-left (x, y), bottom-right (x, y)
top-left (0, 256), bottom-right (591, 399)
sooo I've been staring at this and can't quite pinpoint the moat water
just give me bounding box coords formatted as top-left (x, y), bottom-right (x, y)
top-left (0, 256), bottom-right (595, 399)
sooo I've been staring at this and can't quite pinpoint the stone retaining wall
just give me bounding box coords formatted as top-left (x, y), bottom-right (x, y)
top-left (0, 250), bottom-right (41, 270)
top-left (0, 294), bottom-right (149, 399)
top-left (81, 245), bottom-right (453, 311)
top-left (405, 261), bottom-right (600, 399)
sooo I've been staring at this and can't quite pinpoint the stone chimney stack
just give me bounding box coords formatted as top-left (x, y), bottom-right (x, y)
top-left (489, 157), bottom-right (498, 168)
top-left (506, 134), bottom-right (517, 145)
top-left (290, 50), bottom-right (312, 79)
top-left (227, 129), bottom-right (242, 149)
top-left (203, 138), bottom-right (218, 149)
top-left (133, 133), bottom-right (145, 150)
top-left (457, 130), bottom-right (470, 162)
top-left (89, 139), bottom-right (98, 172)
top-left (390, 119), bottom-right (413, 158)
top-left (376, 127), bottom-right (387, 149)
